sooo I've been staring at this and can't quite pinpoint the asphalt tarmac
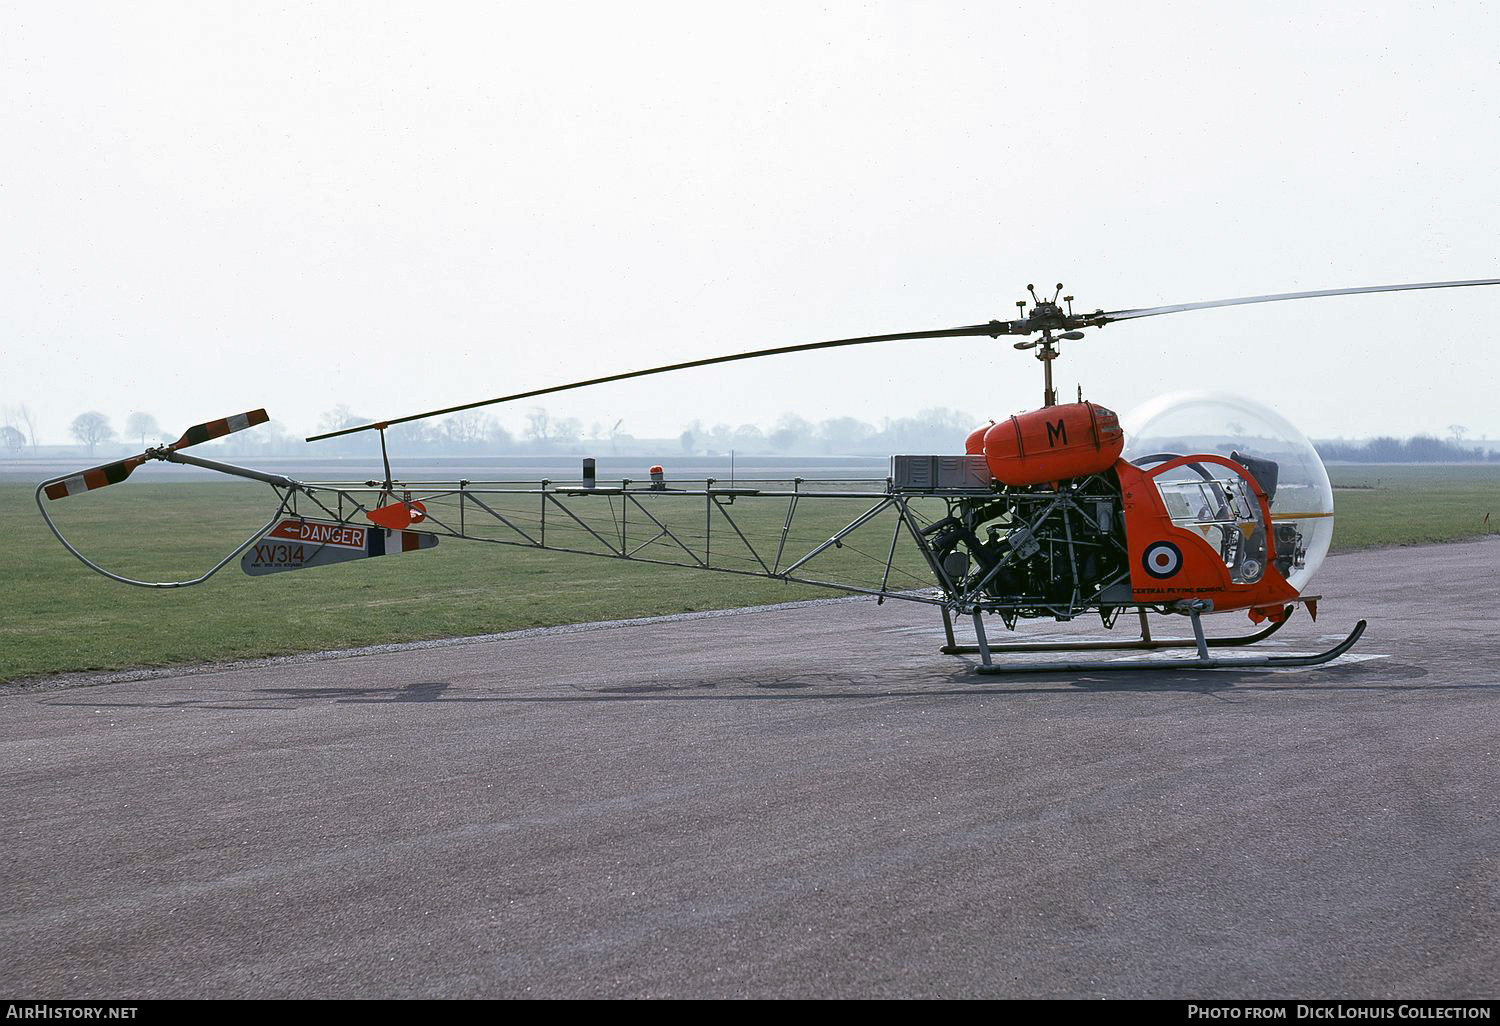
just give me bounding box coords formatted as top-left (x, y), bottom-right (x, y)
top-left (3, 539), bottom-right (1498, 999)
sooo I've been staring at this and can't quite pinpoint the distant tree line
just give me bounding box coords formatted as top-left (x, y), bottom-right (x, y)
top-left (8, 404), bottom-right (1500, 463)
top-left (1313, 436), bottom-right (1500, 463)
top-left (292, 405), bottom-right (987, 457)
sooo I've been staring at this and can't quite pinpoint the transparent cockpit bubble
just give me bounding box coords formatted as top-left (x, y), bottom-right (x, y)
top-left (1121, 391), bottom-right (1333, 592)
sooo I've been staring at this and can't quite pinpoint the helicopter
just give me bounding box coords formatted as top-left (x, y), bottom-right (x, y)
top-left (35, 277), bottom-right (1500, 674)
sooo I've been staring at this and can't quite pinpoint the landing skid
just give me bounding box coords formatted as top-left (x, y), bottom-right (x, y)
top-left (940, 607), bottom-right (1291, 655)
top-left (942, 606), bottom-right (1366, 674)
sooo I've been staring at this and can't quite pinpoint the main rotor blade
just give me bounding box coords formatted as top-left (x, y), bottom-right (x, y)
top-left (305, 322), bottom-right (1009, 441)
top-left (1098, 278), bottom-right (1500, 323)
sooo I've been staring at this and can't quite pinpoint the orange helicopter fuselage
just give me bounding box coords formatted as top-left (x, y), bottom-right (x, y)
top-left (969, 402), bottom-right (1303, 620)
top-left (1116, 455), bottom-right (1300, 618)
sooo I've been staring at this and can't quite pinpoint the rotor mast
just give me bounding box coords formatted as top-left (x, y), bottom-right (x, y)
top-left (1038, 334), bottom-right (1058, 408)
top-left (1012, 283), bottom-right (1083, 408)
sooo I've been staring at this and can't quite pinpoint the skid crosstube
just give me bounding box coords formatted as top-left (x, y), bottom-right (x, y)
top-left (940, 609), bottom-right (1290, 655)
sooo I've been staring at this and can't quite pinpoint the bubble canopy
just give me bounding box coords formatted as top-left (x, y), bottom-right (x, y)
top-left (1121, 391), bottom-right (1334, 593)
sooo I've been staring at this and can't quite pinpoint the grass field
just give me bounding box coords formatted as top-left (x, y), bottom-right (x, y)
top-left (2, 466), bottom-right (1497, 682)
top-left (1325, 464), bottom-right (1500, 549)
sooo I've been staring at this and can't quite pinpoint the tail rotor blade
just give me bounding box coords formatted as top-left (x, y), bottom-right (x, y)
top-left (42, 408), bottom-right (270, 500)
top-left (170, 409), bottom-right (270, 451)
top-left (42, 455), bottom-right (147, 500)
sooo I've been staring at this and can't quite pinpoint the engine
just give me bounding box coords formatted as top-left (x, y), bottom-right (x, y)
top-left (920, 470), bottom-right (1132, 626)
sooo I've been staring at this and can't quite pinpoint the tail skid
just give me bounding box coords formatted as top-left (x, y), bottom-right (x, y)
top-left (35, 453), bottom-right (298, 588)
top-left (36, 410), bottom-right (299, 588)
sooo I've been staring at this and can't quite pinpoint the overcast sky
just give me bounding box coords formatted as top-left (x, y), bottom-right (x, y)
top-left (4, 1), bottom-right (1498, 450)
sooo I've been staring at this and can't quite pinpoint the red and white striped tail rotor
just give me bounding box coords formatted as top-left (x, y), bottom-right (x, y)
top-left (42, 409), bottom-right (269, 500)
top-left (168, 409), bottom-right (270, 451)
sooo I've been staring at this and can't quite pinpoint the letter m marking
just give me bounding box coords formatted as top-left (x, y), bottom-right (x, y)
top-left (1045, 419), bottom-right (1068, 447)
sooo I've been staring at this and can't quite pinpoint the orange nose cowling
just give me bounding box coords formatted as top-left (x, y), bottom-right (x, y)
top-left (981, 402), bottom-right (1124, 486)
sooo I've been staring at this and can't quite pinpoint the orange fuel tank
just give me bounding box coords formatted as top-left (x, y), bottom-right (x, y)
top-left (982, 401), bottom-right (1124, 486)
top-left (964, 423), bottom-right (992, 455)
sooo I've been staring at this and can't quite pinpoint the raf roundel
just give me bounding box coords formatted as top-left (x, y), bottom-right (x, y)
top-left (1142, 541), bottom-right (1182, 579)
